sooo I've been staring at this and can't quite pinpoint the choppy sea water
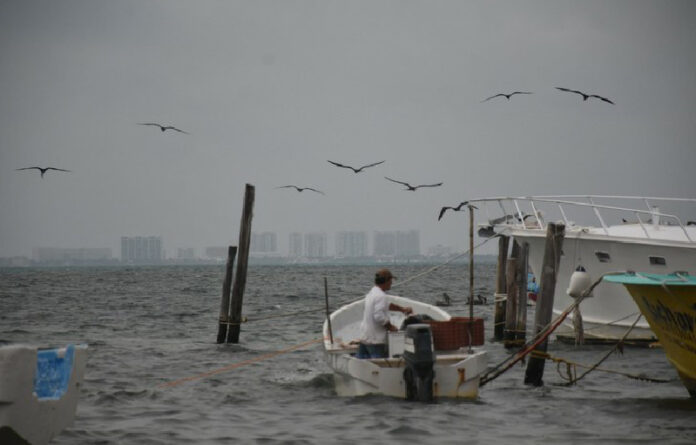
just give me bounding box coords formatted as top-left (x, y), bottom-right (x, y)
top-left (1, 263), bottom-right (695, 444)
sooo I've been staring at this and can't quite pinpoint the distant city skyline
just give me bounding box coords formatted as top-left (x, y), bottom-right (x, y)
top-left (13, 228), bottom-right (476, 263)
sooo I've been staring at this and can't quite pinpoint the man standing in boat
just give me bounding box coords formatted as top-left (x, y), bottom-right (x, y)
top-left (357, 268), bottom-right (413, 358)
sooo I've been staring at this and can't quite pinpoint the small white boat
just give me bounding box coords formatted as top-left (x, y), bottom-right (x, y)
top-left (322, 295), bottom-right (487, 401)
top-left (0, 344), bottom-right (88, 445)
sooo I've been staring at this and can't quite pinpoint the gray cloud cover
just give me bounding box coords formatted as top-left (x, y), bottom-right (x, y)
top-left (1, 0), bottom-right (694, 257)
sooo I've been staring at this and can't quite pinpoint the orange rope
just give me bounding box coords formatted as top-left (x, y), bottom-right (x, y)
top-left (158, 337), bottom-right (323, 389)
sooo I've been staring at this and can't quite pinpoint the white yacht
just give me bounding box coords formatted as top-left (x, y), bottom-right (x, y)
top-left (471, 196), bottom-right (696, 342)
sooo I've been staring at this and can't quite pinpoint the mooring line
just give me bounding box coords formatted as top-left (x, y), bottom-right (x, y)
top-left (158, 338), bottom-right (323, 389)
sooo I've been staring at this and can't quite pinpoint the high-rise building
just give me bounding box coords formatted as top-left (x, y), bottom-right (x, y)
top-left (251, 232), bottom-right (278, 253)
top-left (335, 231), bottom-right (368, 258)
top-left (304, 232), bottom-right (327, 258)
top-left (373, 230), bottom-right (420, 257)
top-left (120, 236), bottom-right (163, 263)
top-left (288, 232), bottom-right (303, 257)
top-left (395, 230), bottom-right (420, 257)
top-left (373, 231), bottom-right (396, 256)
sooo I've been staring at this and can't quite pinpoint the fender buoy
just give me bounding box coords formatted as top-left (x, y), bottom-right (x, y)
top-left (567, 266), bottom-right (593, 298)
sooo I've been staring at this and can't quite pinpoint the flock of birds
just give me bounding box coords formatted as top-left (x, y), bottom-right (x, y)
top-left (15, 85), bottom-right (614, 222)
top-left (481, 87), bottom-right (614, 105)
top-left (275, 160), bottom-right (444, 196)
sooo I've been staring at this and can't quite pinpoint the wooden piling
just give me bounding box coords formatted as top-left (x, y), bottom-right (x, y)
top-left (524, 222), bottom-right (565, 386)
top-left (226, 184), bottom-right (255, 344)
top-left (324, 277), bottom-right (334, 345)
top-left (216, 246), bottom-right (238, 343)
top-left (515, 242), bottom-right (529, 343)
top-left (504, 241), bottom-right (520, 345)
top-left (494, 235), bottom-right (510, 340)
top-left (468, 205), bottom-right (475, 353)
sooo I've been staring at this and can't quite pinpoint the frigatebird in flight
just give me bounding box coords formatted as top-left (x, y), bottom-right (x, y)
top-left (275, 185), bottom-right (325, 195)
top-left (555, 87), bottom-right (614, 104)
top-left (481, 91), bottom-right (533, 103)
top-left (138, 123), bottom-right (190, 134)
top-left (327, 160), bottom-right (385, 173)
top-left (384, 177), bottom-right (443, 191)
top-left (16, 167), bottom-right (71, 178)
top-left (438, 201), bottom-right (470, 221)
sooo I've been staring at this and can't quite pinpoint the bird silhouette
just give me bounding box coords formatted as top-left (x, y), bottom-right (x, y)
top-left (327, 160), bottom-right (385, 173)
top-left (138, 123), bottom-right (190, 134)
top-left (385, 177), bottom-right (443, 191)
top-left (481, 91), bottom-right (533, 103)
top-left (438, 201), bottom-right (470, 221)
top-left (276, 185), bottom-right (325, 195)
top-left (16, 167), bottom-right (71, 178)
top-left (555, 87), bottom-right (614, 104)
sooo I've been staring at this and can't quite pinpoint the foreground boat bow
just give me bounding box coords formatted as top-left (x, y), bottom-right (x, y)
top-left (605, 272), bottom-right (696, 398)
top-left (0, 344), bottom-right (88, 444)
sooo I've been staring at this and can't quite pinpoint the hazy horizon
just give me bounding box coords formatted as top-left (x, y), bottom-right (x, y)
top-left (2, 1), bottom-right (695, 259)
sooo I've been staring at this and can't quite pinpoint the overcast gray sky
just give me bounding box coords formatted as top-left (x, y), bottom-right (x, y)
top-left (1, 0), bottom-right (695, 258)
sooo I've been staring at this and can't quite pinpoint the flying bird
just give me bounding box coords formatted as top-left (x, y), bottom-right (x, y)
top-left (327, 160), bottom-right (385, 173)
top-left (438, 201), bottom-right (470, 221)
top-left (481, 91), bottom-right (533, 103)
top-left (15, 167), bottom-right (71, 178)
top-left (138, 123), bottom-right (190, 134)
top-left (384, 177), bottom-right (443, 191)
top-left (275, 185), bottom-right (325, 195)
top-left (555, 87), bottom-right (615, 104)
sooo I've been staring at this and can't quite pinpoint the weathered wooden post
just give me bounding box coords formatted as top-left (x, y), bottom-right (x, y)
top-left (468, 205), bottom-right (475, 353)
top-left (524, 222), bottom-right (565, 386)
top-left (504, 241), bottom-right (520, 346)
top-left (324, 277), bottom-right (334, 345)
top-left (226, 184), bottom-right (255, 344)
top-left (494, 235), bottom-right (510, 340)
top-left (515, 242), bottom-right (529, 343)
top-left (216, 246), bottom-right (238, 343)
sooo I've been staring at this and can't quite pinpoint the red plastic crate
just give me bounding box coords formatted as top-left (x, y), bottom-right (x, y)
top-left (427, 317), bottom-right (485, 350)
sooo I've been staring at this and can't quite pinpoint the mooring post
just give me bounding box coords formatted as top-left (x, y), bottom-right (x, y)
top-left (226, 184), bottom-right (255, 344)
top-left (468, 205), bottom-right (475, 353)
top-left (324, 277), bottom-right (334, 345)
top-left (524, 222), bottom-right (565, 386)
top-left (504, 241), bottom-right (520, 346)
top-left (216, 245), bottom-right (238, 343)
top-left (515, 242), bottom-right (529, 343)
top-left (494, 235), bottom-right (510, 340)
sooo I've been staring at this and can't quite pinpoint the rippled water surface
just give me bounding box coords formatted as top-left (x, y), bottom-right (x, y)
top-left (1, 264), bottom-right (695, 444)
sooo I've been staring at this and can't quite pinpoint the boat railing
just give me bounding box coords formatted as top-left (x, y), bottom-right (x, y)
top-left (468, 195), bottom-right (696, 243)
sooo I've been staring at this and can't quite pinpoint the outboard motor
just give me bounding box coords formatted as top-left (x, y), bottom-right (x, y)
top-left (402, 323), bottom-right (435, 402)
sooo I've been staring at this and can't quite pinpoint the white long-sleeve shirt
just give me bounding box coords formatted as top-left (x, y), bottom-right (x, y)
top-left (360, 286), bottom-right (391, 345)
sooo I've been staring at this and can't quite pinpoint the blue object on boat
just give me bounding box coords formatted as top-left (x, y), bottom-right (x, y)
top-left (33, 344), bottom-right (75, 400)
top-left (527, 273), bottom-right (539, 293)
